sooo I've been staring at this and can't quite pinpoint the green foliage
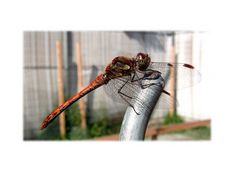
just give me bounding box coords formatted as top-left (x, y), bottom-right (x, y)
top-left (66, 104), bottom-right (81, 127)
top-left (182, 126), bottom-right (211, 140)
top-left (163, 113), bottom-right (184, 125)
top-left (38, 103), bottom-right (121, 140)
top-left (38, 118), bottom-right (62, 140)
top-left (68, 127), bottom-right (89, 140)
top-left (166, 126), bottom-right (211, 140)
top-left (88, 118), bottom-right (121, 138)
top-left (89, 118), bottom-right (108, 137)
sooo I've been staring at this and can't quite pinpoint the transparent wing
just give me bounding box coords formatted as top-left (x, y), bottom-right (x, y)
top-left (104, 75), bottom-right (138, 105)
top-left (148, 62), bottom-right (201, 90)
top-left (104, 71), bottom-right (177, 113)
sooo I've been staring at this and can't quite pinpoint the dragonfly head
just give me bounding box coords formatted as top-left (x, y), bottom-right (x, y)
top-left (136, 53), bottom-right (151, 71)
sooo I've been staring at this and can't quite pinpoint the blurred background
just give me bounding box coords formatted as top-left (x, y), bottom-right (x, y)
top-left (23, 31), bottom-right (210, 140)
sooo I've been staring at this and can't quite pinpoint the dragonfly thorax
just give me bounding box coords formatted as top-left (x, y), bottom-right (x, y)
top-left (135, 53), bottom-right (151, 71)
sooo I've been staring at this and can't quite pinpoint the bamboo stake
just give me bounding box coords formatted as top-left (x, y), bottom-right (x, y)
top-left (76, 42), bottom-right (87, 130)
top-left (169, 32), bottom-right (177, 116)
top-left (190, 33), bottom-right (194, 118)
top-left (56, 40), bottom-right (66, 139)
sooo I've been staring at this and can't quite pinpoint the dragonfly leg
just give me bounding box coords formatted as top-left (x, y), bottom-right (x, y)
top-left (130, 72), bottom-right (150, 89)
top-left (141, 77), bottom-right (166, 89)
top-left (131, 70), bottom-right (164, 89)
top-left (163, 89), bottom-right (171, 96)
top-left (117, 77), bottom-right (140, 115)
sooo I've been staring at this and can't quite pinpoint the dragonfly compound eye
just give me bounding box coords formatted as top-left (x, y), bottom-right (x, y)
top-left (136, 53), bottom-right (145, 59)
top-left (136, 53), bottom-right (151, 71)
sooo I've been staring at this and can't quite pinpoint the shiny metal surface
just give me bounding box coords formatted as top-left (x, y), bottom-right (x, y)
top-left (119, 73), bottom-right (165, 140)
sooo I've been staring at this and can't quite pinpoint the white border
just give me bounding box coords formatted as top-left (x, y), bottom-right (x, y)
top-left (1, 0), bottom-right (240, 177)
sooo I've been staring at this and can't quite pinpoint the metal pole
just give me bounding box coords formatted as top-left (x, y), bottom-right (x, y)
top-left (119, 72), bottom-right (166, 140)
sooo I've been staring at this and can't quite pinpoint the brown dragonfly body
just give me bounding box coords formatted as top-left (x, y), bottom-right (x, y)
top-left (40, 53), bottom-right (151, 129)
top-left (41, 52), bottom-right (198, 130)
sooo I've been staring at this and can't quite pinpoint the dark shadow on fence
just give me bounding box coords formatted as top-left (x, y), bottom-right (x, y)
top-left (124, 31), bottom-right (167, 52)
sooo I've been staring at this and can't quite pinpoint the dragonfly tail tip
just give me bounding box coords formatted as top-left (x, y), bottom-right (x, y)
top-left (40, 122), bottom-right (47, 130)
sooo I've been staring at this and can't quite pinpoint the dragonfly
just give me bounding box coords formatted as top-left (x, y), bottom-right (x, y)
top-left (40, 53), bottom-right (200, 130)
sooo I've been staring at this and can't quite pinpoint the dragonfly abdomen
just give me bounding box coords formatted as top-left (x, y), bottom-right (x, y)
top-left (40, 74), bottom-right (108, 130)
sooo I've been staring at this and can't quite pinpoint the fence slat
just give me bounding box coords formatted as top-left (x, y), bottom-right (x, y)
top-left (76, 42), bottom-right (87, 130)
top-left (56, 40), bottom-right (66, 139)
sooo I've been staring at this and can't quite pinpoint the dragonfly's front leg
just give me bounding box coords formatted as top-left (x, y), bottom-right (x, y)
top-left (131, 70), bottom-right (165, 89)
top-left (117, 77), bottom-right (140, 115)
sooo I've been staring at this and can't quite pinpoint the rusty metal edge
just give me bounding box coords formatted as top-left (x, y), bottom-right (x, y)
top-left (94, 119), bottom-right (211, 141)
